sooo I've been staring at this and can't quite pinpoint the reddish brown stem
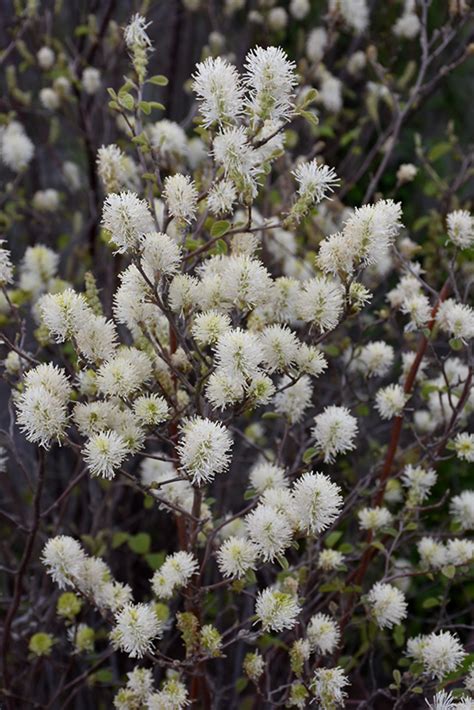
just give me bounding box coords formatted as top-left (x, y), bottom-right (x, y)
top-left (339, 279), bottom-right (450, 629)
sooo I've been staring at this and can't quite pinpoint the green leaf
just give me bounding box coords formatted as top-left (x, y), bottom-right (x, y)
top-left (449, 337), bottom-right (463, 351)
top-left (393, 624), bottom-right (405, 647)
top-left (338, 543), bottom-right (354, 554)
top-left (147, 75), bottom-right (169, 86)
top-left (214, 239), bottom-right (228, 255)
top-left (299, 109), bottom-right (319, 129)
top-left (325, 531), bottom-right (343, 548)
top-left (302, 447), bottom-right (316, 464)
top-left (138, 100), bottom-right (151, 115)
top-left (145, 552), bottom-right (165, 570)
top-left (112, 532), bottom-right (129, 549)
top-left (244, 488), bottom-right (256, 500)
top-left (93, 669), bottom-right (113, 684)
top-left (442, 564), bottom-right (456, 579)
top-left (128, 532), bottom-right (151, 555)
top-left (118, 93), bottom-right (134, 111)
top-left (299, 88), bottom-right (318, 108)
top-left (392, 669), bottom-right (402, 687)
top-left (262, 411), bottom-right (279, 420)
top-left (422, 597), bottom-right (441, 609)
top-left (235, 677), bottom-right (248, 693)
top-left (210, 220), bottom-right (231, 238)
top-left (428, 141), bottom-right (451, 162)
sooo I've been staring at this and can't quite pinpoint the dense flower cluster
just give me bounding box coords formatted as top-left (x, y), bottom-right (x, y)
top-left (2, 5), bottom-right (474, 709)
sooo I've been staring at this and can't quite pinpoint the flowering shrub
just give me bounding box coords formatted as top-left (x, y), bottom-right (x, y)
top-left (1, 2), bottom-right (474, 709)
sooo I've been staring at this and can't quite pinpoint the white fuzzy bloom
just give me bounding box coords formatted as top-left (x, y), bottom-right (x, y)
top-left (245, 504), bottom-right (293, 561)
top-left (268, 7), bottom-right (288, 31)
top-left (299, 277), bottom-right (344, 332)
top-left (293, 161), bottom-right (339, 205)
top-left (212, 127), bottom-right (259, 198)
top-left (216, 536), bottom-right (258, 578)
top-left (249, 462), bottom-right (288, 493)
top-left (348, 50), bottom-right (367, 75)
top-left (37, 46), bottom-right (55, 69)
top-left (394, 12), bottom-right (421, 39)
top-left (214, 328), bottom-right (262, 380)
top-left (311, 667), bottom-right (350, 709)
top-left (367, 582), bottom-right (407, 629)
top-left (141, 232), bottom-right (182, 278)
top-left (39, 87), bottom-right (60, 110)
top-left (163, 174), bottom-right (198, 224)
top-left (354, 341), bottom-right (395, 377)
top-left (417, 537), bottom-right (447, 569)
top-left (41, 536), bottom-right (87, 589)
top-left (220, 255), bottom-right (272, 310)
top-left (191, 311), bottom-right (231, 346)
top-left (293, 472), bottom-right (343, 534)
top-left (73, 401), bottom-right (116, 437)
top-left (76, 315), bottom-right (118, 364)
top-left (259, 325), bottom-right (299, 373)
top-left (96, 349), bottom-right (152, 399)
top-left (424, 691), bottom-right (457, 710)
top-left (295, 344), bottom-right (327, 378)
top-left (401, 293), bottom-right (432, 331)
top-left (453, 433), bottom-right (474, 463)
top-left (84, 431), bottom-right (129, 479)
top-left (16, 364), bottom-right (70, 448)
top-left (0, 121), bottom-right (34, 172)
top-left (274, 375), bottom-right (313, 424)
top-left (406, 631), bottom-right (466, 680)
top-left (436, 298), bottom-right (474, 341)
top-left (319, 72), bottom-right (343, 113)
top-left (168, 274), bottom-right (199, 315)
top-left (23, 363), bottom-right (70, 401)
top-left (307, 613), bottom-right (340, 654)
top-left (82, 67), bottom-right (101, 94)
top-left (133, 394), bottom-right (169, 427)
top-left (255, 588), bottom-right (301, 632)
top-left (447, 210), bottom-right (474, 249)
top-left (102, 191), bottom-right (155, 253)
top-left (387, 273), bottom-right (422, 309)
top-left (178, 416), bottom-right (233, 485)
top-left (318, 549), bottom-right (345, 572)
top-left (290, 0), bottom-right (310, 19)
top-left (206, 370), bottom-right (242, 410)
top-left (306, 27), bottom-right (328, 62)
top-left (39, 289), bottom-right (88, 341)
top-left (342, 199), bottom-right (403, 268)
top-left (192, 57), bottom-right (244, 127)
top-left (446, 538), bottom-right (474, 565)
top-left (358, 506), bottom-right (393, 532)
top-left (32, 188), bottom-right (60, 212)
top-left (147, 679), bottom-right (189, 710)
top-left (465, 664), bottom-right (474, 693)
top-left (207, 179), bottom-right (237, 216)
top-left (124, 14), bottom-right (152, 49)
top-left (329, 0), bottom-right (369, 32)
top-left (149, 120), bottom-right (187, 165)
top-left (0, 242), bottom-right (14, 286)
top-left (111, 603), bottom-right (162, 659)
top-left (450, 490), bottom-right (474, 530)
top-left (375, 384), bottom-right (409, 419)
top-left (312, 406), bottom-right (358, 463)
top-left (244, 46), bottom-right (297, 124)
top-left (151, 551), bottom-right (198, 599)
top-left (97, 144), bottom-right (139, 194)
top-left (401, 464), bottom-right (437, 505)
top-left (397, 163), bottom-right (418, 184)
